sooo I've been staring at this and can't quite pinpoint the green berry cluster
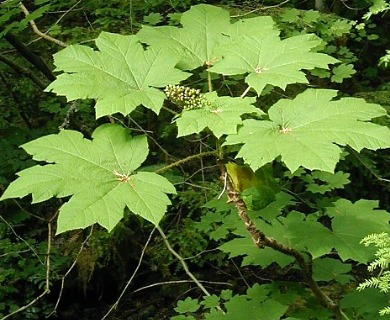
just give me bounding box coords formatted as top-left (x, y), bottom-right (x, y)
top-left (164, 84), bottom-right (210, 110)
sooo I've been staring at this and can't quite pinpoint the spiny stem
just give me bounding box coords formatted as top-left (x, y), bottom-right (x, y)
top-left (217, 162), bottom-right (342, 319)
top-left (155, 151), bottom-right (217, 174)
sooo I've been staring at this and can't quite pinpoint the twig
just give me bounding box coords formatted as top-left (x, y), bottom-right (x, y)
top-left (0, 249), bottom-right (30, 257)
top-left (182, 248), bottom-right (220, 260)
top-left (0, 53), bottom-right (48, 89)
top-left (231, 0), bottom-right (291, 18)
top-left (12, 200), bottom-right (46, 221)
top-left (349, 147), bottom-right (390, 183)
top-left (45, 0), bottom-right (82, 35)
top-left (19, 2), bottom-right (67, 47)
top-left (338, 0), bottom-right (366, 11)
top-left (199, 141), bottom-right (207, 200)
top-left (128, 116), bottom-right (173, 159)
top-left (162, 105), bottom-right (179, 116)
top-left (230, 258), bottom-right (250, 289)
top-left (47, 226), bottom-right (94, 318)
top-left (0, 214), bottom-right (44, 264)
top-left (218, 172), bottom-right (228, 199)
top-left (101, 227), bottom-right (156, 320)
top-left (155, 151), bottom-right (217, 174)
top-left (240, 86), bottom-right (251, 98)
top-left (157, 226), bottom-right (211, 297)
top-left (131, 279), bottom-right (232, 295)
top-left (0, 216), bottom-right (54, 320)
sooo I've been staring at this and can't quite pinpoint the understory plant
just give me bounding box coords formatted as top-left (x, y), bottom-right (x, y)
top-left (1, 4), bottom-right (390, 319)
top-left (358, 233), bottom-right (390, 316)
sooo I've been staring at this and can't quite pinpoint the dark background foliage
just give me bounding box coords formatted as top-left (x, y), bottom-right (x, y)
top-left (0, 0), bottom-right (389, 319)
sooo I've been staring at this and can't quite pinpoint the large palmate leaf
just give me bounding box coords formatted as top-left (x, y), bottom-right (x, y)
top-left (313, 258), bottom-right (353, 284)
top-left (137, 5), bottom-right (277, 70)
top-left (285, 199), bottom-right (390, 262)
top-left (175, 93), bottom-right (262, 138)
top-left (209, 34), bottom-right (338, 95)
top-left (0, 124), bottom-right (176, 234)
top-left (138, 4), bottom-right (230, 70)
top-left (224, 89), bottom-right (390, 172)
top-left (46, 32), bottom-right (189, 118)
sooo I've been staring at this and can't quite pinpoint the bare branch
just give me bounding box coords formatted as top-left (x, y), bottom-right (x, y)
top-left (157, 226), bottom-right (211, 297)
top-left (0, 215), bottom-right (54, 320)
top-left (131, 279), bottom-right (232, 295)
top-left (19, 2), bottom-right (67, 47)
top-left (101, 228), bottom-right (156, 320)
top-left (0, 53), bottom-right (48, 89)
top-left (47, 227), bottom-right (94, 318)
top-left (231, 0), bottom-right (291, 18)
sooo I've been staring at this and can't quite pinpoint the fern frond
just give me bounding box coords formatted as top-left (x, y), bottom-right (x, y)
top-left (359, 233), bottom-right (390, 316)
top-left (379, 306), bottom-right (390, 316)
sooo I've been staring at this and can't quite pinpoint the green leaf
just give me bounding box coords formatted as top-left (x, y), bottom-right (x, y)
top-left (46, 32), bottom-right (189, 118)
top-left (1, 124), bottom-right (176, 234)
top-left (143, 12), bottom-right (163, 25)
top-left (200, 295), bottom-right (220, 309)
top-left (341, 288), bottom-right (390, 319)
top-left (305, 171), bottom-right (350, 194)
top-left (326, 199), bottom-right (390, 262)
top-left (211, 296), bottom-right (287, 320)
top-left (138, 4), bottom-right (231, 70)
top-left (224, 89), bottom-right (390, 172)
top-left (281, 9), bottom-right (300, 23)
top-left (286, 199), bottom-right (390, 262)
top-left (329, 19), bottom-right (352, 37)
top-left (209, 34), bottom-right (338, 95)
top-left (303, 10), bottom-right (320, 23)
top-left (171, 316), bottom-right (196, 320)
top-left (138, 5), bottom-right (277, 71)
top-left (175, 297), bottom-right (200, 313)
top-left (248, 192), bottom-right (295, 223)
top-left (310, 68), bottom-right (331, 79)
top-left (331, 63), bottom-right (356, 83)
top-left (219, 218), bottom-right (294, 267)
top-left (175, 93), bottom-right (262, 138)
top-left (313, 258), bottom-right (353, 283)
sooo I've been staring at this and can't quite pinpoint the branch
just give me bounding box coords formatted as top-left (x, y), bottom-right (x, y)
top-left (155, 151), bottom-right (217, 174)
top-left (3, 31), bottom-right (56, 81)
top-left (0, 53), bottom-right (48, 89)
top-left (0, 215), bottom-right (54, 320)
top-left (47, 226), bottom-right (94, 318)
top-left (19, 2), bottom-right (67, 48)
top-left (217, 162), bottom-right (343, 319)
top-left (157, 226), bottom-right (212, 297)
top-left (0, 71), bottom-right (32, 128)
top-left (101, 228), bottom-right (156, 320)
top-left (131, 279), bottom-right (232, 295)
top-left (231, 0), bottom-right (291, 18)
top-left (240, 86), bottom-right (252, 98)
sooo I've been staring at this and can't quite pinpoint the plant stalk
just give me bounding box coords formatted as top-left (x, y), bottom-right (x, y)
top-left (217, 161), bottom-right (343, 319)
top-left (155, 151), bottom-right (217, 174)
